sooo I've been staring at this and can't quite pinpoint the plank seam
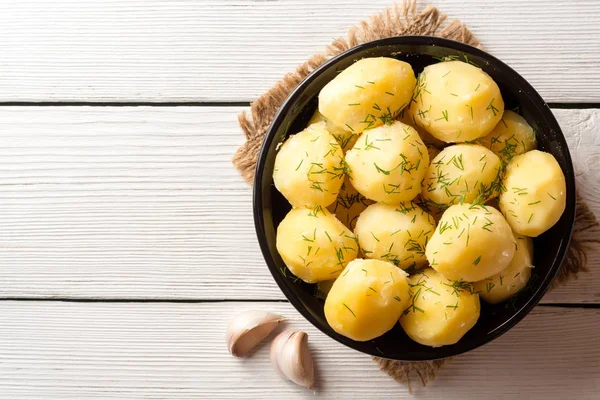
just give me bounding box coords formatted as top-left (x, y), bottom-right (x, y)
top-left (0, 298), bottom-right (597, 307)
top-left (0, 102), bottom-right (597, 108)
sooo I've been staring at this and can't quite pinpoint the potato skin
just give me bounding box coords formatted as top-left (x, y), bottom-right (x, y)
top-left (478, 110), bottom-right (537, 163)
top-left (425, 204), bottom-right (516, 282)
top-left (319, 57), bottom-right (416, 134)
top-left (421, 144), bottom-right (502, 207)
top-left (354, 202), bottom-right (436, 270)
top-left (345, 121), bottom-right (429, 204)
top-left (407, 60), bottom-right (504, 142)
top-left (309, 110), bottom-right (358, 152)
top-left (273, 122), bottom-right (345, 208)
top-left (327, 178), bottom-right (373, 230)
top-left (474, 234), bottom-right (534, 304)
top-left (276, 207), bottom-right (358, 283)
top-left (498, 150), bottom-right (566, 237)
top-left (324, 259), bottom-right (410, 341)
top-left (399, 268), bottom-right (480, 347)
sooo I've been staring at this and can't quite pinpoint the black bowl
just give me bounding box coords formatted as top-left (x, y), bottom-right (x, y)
top-left (253, 36), bottom-right (576, 360)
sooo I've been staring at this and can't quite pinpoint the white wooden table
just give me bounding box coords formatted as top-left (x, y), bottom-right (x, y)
top-left (0, 1), bottom-right (599, 399)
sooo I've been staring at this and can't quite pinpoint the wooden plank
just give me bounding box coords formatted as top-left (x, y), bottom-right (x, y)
top-left (0, 107), bottom-right (597, 302)
top-left (0, 301), bottom-right (598, 399)
top-left (0, 0), bottom-right (599, 102)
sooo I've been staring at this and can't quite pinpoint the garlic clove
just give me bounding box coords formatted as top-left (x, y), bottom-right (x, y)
top-left (270, 330), bottom-right (294, 377)
top-left (270, 330), bottom-right (315, 389)
top-left (226, 310), bottom-right (285, 357)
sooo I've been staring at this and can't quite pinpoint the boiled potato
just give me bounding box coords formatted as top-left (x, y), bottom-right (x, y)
top-left (398, 109), bottom-right (445, 148)
top-left (474, 234), bottom-right (534, 304)
top-left (425, 204), bottom-right (516, 282)
top-left (354, 202), bottom-right (436, 270)
top-left (345, 121), bottom-right (429, 204)
top-left (309, 110), bottom-right (357, 152)
top-left (498, 150), bottom-right (566, 237)
top-left (407, 60), bottom-right (504, 142)
top-left (319, 57), bottom-right (416, 134)
top-left (273, 122), bottom-right (345, 208)
top-left (276, 207), bottom-right (358, 283)
top-left (421, 144), bottom-right (502, 207)
top-left (399, 268), bottom-right (480, 347)
top-left (328, 178), bottom-right (374, 230)
top-left (324, 259), bottom-right (410, 341)
top-left (479, 110), bottom-right (537, 163)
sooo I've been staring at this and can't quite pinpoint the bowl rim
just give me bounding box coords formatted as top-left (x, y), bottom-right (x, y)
top-left (253, 35), bottom-right (576, 360)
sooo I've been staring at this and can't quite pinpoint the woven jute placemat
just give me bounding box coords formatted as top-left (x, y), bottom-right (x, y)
top-left (232, 0), bottom-right (599, 388)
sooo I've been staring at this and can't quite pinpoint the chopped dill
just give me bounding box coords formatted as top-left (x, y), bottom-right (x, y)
top-left (486, 98), bottom-right (499, 116)
top-left (343, 303), bottom-right (356, 317)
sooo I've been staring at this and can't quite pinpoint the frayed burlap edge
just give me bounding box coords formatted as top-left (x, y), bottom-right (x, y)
top-left (233, 0), bottom-right (480, 184)
top-left (552, 193), bottom-right (599, 287)
top-left (232, 0), bottom-right (597, 389)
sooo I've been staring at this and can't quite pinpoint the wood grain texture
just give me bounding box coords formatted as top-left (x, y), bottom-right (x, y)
top-left (0, 0), bottom-right (599, 102)
top-left (0, 301), bottom-right (598, 399)
top-left (0, 106), bottom-right (597, 302)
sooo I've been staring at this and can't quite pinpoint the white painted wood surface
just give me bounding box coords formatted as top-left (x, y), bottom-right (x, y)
top-left (1, 1), bottom-right (599, 398)
top-left (0, 107), bottom-right (597, 302)
top-left (0, 0), bottom-right (599, 102)
top-left (0, 302), bottom-right (598, 399)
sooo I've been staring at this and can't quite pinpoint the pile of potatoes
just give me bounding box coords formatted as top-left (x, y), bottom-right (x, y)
top-left (273, 57), bottom-right (566, 347)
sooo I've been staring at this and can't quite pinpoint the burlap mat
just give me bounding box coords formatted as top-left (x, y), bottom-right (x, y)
top-left (232, 0), bottom-right (599, 388)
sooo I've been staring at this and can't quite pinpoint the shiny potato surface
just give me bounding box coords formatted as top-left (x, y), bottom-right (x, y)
top-left (498, 150), bottom-right (566, 237)
top-left (319, 57), bottom-right (416, 134)
top-left (354, 202), bottom-right (436, 270)
top-left (324, 259), bottom-right (410, 341)
top-left (425, 204), bottom-right (516, 282)
top-left (276, 207), bottom-right (358, 283)
top-left (398, 109), bottom-right (446, 148)
top-left (399, 268), bottom-right (480, 347)
top-left (309, 110), bottom-right (358, 152)
top-left (407, 60), bottom-right (504, 142)
top-left (345, 121), bottom-right (428, 204)
top-left (474, 234), bottom-right (534, 304)
top-left (479, 110), bottom-right (537, 163)
top-left (421, 144), bottom-right (502, 207)
top-left (273, 122), bottom-right (345, 208)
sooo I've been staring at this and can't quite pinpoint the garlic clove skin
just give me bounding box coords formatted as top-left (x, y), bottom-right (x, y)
top-left (270, 330), bottom-right (294, 377)
top-left (270, 330), bottom-right (315, 389)
top-left (226, 310), bottom-right (285, 357)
